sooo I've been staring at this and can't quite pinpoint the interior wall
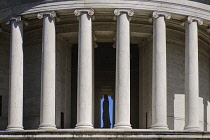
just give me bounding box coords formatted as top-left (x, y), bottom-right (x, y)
top-left (23, 35), bottom-right (72, 130)
top-left (139, 42), bottom-right (153, 129)
top-left (65, 46), bottom-right (72, 128)
top-left (55, 37), bottom-right (71, 128)
top-left (70, 45), bottom-right (78, 128)
top-left (23, 43), bottom-right (42, 129)
top-left (141, 41), bottom-right (210, 131)
top-left (130, 45), bottom-right (139, 129)
top-left (139, 45), bottom-right (144, 129)
top-left (198, 51), bottom-right (210, 131)
top-left (0, 41), bottom-right (9, 130)
top-left (166, 43), bottom-right (185, 130)
top-left (166, 42), bottom-right (210, 131)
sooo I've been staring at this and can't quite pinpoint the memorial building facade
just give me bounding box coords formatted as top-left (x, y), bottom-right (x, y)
top-left (0, 0), bottom-right (210, 139)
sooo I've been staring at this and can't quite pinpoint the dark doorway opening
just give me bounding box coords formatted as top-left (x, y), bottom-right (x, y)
top-left (94, 43), bottom-right (116, 128)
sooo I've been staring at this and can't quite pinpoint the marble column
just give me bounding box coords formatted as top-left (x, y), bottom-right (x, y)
top-left (114, 9), bottom-right (134, 129)
top-left (74, 9), bottom-right (94, 129)
top-left (37, 11), bottom-right (57, 130)
top-left (184, 16), bottom-right (203, 131)
top-left (151, 11), bottom-right (171, 130)
top-left (6, 16), bottom-right (24, 131)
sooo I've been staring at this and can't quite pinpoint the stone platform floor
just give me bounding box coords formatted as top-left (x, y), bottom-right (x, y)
top-left (0, 129), bottom-right (210, 139)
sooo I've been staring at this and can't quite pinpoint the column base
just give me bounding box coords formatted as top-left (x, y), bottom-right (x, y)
top-left (184, 125), bottom-right (200, 131)
top-left (75, 122), bottom-right (93, 129)
top-left (7, 125), bottom-right (24, 131)
top-left (114, 123), bottom-right (132, 129)
top-left (151, 123), bottom-right (168, 130)
top-left (39, 124), bottom-right (57, 130)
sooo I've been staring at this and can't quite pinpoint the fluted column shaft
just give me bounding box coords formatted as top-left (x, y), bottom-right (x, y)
top-left (114, 9), bottom-right (134, 129)
top-left (74, 9), bottom-right (94, 129)
top-left (37, 11), bottom-right (57, 130)
top-left (151, 12), bottom-right (171, 130)
top-left (7, 17), bottom-right (24, 131)
top-left (184, 16), bottom-right (203, 131)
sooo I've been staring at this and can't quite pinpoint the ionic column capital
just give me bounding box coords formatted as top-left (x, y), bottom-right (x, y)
top-left (6, 16), bottom-right (22, 24)
top-left (6, 16), bottom-right (28, 26)
top-left (152, 11), bottom-right (171, 19)
top-left (74, 9), bottom-right (94, 16)
top-left (186, 16), bottom-right (203, 25)
top-left (37, 11), bottom-right (56, 19)
top-left (114, 9), bottom-right (134, 16)
top-left (6, 16), bottom-right (24, 25)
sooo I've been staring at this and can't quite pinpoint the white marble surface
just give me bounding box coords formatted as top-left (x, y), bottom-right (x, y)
top-left (39, 13), bottom-right (56, 130)
top-left (114, 9), bottom-right (132, 129)
top-left (151, 12), bottom-right (169, 130)
top-left (75, 9), bottom-right (94, 129)
top-left (7, 18), bottom-right (24, 131)
top-left (184, 17), bottom-right (201, 131)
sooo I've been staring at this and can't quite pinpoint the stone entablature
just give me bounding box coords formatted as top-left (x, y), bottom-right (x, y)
top-left (0, 0), bottom-right (210, 22)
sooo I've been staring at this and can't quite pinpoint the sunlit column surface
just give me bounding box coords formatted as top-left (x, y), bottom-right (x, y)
top-left (74, 9), bottom-right (94, 129)
top-left (7, 16), bottom-right (24, 131)
top-left (114, 9), bottom-right (134, 129)
top-left (184, 16), bottom-right (203, 131)
top-left (37, 11), bottom-right (57, 130)
top-left (151, 11), bottom-right (171, 130)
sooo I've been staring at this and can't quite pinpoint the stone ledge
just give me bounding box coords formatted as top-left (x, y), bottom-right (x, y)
top-left (0, 129), bottom-right (210, 139)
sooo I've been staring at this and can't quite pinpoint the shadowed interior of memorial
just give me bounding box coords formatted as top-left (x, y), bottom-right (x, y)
top-left (71, 43), bottom-right (139, 129)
